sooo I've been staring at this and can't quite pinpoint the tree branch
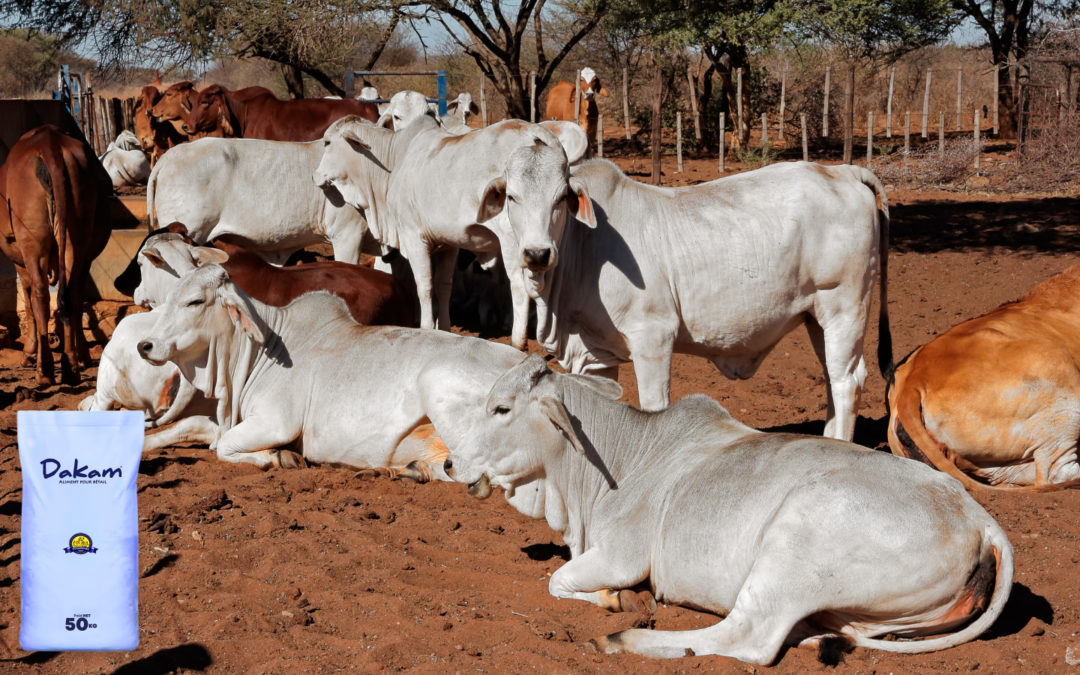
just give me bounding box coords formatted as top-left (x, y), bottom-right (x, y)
top-left (537, 1), bottom-right (607, 91)
top-left (364, 10), bottom-right (401, 71)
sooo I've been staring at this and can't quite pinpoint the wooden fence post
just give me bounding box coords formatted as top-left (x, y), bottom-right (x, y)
top-left (598, 114), bottom-right (604, 159)
top-left (676, 112), bottom-right (683, 173)
top-left (823, 66), bottom-right (831, 137)
top-left (939, 111), bottom-right (945, 156)
top-left (886, 67), bottom-right (895, 138)
top-left (801, 113), bottom-right (808, 161)
top-left (992, 65), bottom-right (1000, 135)
top-left (574, 71), bottom-right (582, 126)
top-left (736, 67), bottom-right (744, 147)
top-left (843, 67), bottom-right (854, 164)
top-left (719, 112), bottom-right (726, 174)
top-left (651, 66), bottom-right (663, 186)
top-left (623, 66), bottom-right (631, 140)
top-left (922, 69), bottom-right (932, 138)
top-left (956, 67), bottom-right (963, 131)
top-left (530, 71), bottom-right (536, 123)
top-left (480, 80), bottom-right (488, 127)
top-left (778, 70), bottom-right (786, 141)
top-left (867, 111), bottom-right (874, 164)
top-left (761, 113), bottom-right (768, 146)
top-left (687, 68), bottom-right (702, 143)
top-left (905, 111), bottom-right (911, 153)
top-left (974, 108), bottom-right (981, 169)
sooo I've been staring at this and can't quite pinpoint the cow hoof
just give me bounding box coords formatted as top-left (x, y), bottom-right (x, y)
top-left (589, 635), bottom-right (624, 655)
top-left (395, 461), bottom-right (431, 484)
top-left (35, 373), bottom-right (55, 388)
top-left (617, 589), bottom-right (656, 615)
top-left (21, 354), bottom-right (35, 367)
top-left (274, 450), bottom-right (308, 469)
top-left (354, 468), bottom-right (393, 481)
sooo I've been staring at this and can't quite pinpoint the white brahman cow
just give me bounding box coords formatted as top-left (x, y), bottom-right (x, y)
top-left (444, 354), bottom-right (1013, 664)
top-left (100, 130), bottom-right (151, 187)
top-left (314, 114), bottom-right (591, 347)
top-left (135, 264), bottom-right (528, 476)
top-left (147, 136), bottom-right (383, 265)
top-left (523, 159), bottom-right (892, 441)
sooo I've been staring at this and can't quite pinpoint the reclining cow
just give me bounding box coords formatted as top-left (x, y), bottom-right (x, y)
top-left (135, 264), bottom-right (528, 477)
top-left (444, 354), bottom-right (1013, 664)
top-left (100, 130), bottom-right (151, 187)
top-left (522, 159), bottom-right (892, 441)
top-left (147, 135), bottom-right (380, 265)
top-left (888, 264), bottom-right (1080, 490)
top-left (314, 114), bottom-right (591, 348)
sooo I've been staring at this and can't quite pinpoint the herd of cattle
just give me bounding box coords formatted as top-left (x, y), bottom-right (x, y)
top-left (2, 70), bottom-right (1079, 665)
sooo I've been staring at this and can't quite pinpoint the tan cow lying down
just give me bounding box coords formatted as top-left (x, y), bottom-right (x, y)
top-left (888, 264), bottom-right (1080, 490)
top-left (446, 354), bottom-right (1014, 664)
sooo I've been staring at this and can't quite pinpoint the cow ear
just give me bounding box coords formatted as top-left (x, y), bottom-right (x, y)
top-left (219, 285), bottom-right (265, 344)
top-left (599, 83), bottom-right (611, 98)
top-left (446, 100), bottom-right (459, 113)
top-left (218, 107), bottom-right (234, 137)
top-left (192, 246), bottom-right (229, 267)
top-left (142, 247), bottom-right (168, 268)
top-left (181, 99), bottom-right (191, 113)
top-left (539, 396), bottom-right (585, 454)
top-left (564, 178), bottom-right (596, 228)
top-left (477, 177), bottom-right (507, 223)
top-left (469, 101), bottom-right (481, 116)
top-left (345, 127), bottom-right (375, 147)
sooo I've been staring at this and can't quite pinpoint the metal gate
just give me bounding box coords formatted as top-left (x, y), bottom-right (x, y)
top-left (345, 70), bottom-right (448, 115)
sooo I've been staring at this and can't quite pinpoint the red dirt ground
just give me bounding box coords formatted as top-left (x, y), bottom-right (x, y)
top-left (3, 160), bottom-right (1080, 674)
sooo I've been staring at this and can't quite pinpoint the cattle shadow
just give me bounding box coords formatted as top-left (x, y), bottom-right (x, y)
top-left (982, 583), bottom-right (1053, 639)
top-left (522, 542), bottom-right (571, 563)
top-left (109, 643), bottom-right (213, 674)
top-left (1, 651), bottom-right (62, 665)
top-left (139, 455), bottom-right (201, 476)
top-left (138, 478), bottom-right (190, 493)
top-left (890, 196), bottom-right (1080, 255)
top-left (761, 415), bottom-right (891, 450)
top-left (141, 553), bottom-right (180, 579)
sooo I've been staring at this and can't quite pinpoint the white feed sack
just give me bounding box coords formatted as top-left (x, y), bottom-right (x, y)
top-left (18, 411), bottom-right (143, 651)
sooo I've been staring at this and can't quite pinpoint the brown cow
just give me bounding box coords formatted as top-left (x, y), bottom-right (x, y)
top-left (134, 232), bottom-right (415, 327)
top-left (544, 67), bottom-right (610, 151)
top-left (0, 126), bottom-right (112, 385)
top-left (887, 264), bottom-right (1080, 492)
top-left (180, 85), bottom-right (275, 139)
top-left (135, 85), bottom-right (186, 168)
top-left (149, 81), bottom-right (195, 128)
top-left (184, 86), bottom-right (378, 141)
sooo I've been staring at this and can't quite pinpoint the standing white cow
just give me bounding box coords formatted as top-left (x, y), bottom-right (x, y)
top-left (445, 354), bottom-right (1013, 664)
top-left (526, 159), bottom-right (892, 441)
top-left (136, 264), bottom-right (529, 476)
top-left (314, 114), bottom-right (592, 347)
top-left (100, 130), bottom-right (151, 187)
top-left (147, 137), bottom-right (383, 264)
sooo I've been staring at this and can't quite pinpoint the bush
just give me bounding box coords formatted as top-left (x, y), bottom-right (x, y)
top-left (873, 138), bottom-right (983, 188)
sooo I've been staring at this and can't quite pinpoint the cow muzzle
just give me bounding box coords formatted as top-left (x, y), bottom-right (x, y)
top-left (312, 171), bottom-right (333, 190)
top-left (523, 248), bottom-right (553, 268)
top-left (137, 339), bottom-right (169, 366)
top-left (467, 473), bottom-right (492, 500)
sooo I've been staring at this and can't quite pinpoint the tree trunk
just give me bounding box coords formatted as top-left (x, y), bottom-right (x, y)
top-left (697, 62), bottom-right (716, 145)
top-left (282, 64), bottom-right (306, 100)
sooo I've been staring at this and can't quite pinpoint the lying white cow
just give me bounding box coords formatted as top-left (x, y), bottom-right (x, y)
top-left (100, 130), bottom-right (151, 187)
top-left (527, 159), bottom-right (892, 441)
top-left (446, 354), bottom-right (1013, 664)
top-left (79, 310), bottom-right (218, 450)
top-left (147, 137), bottom-right (383, 264)
top-left (136, 264), bottom-right (528, 476)
top-left (315, 114), bottom-right (590, 348)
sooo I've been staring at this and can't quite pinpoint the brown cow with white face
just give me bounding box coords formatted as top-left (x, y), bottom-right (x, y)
top-left (544, 67), bottom-right (610, 151)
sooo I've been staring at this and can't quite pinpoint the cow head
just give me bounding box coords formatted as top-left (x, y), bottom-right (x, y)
top-left (476, 130), bottom-right (594, 277)
top-left (314, 115), bottom-right (396, 212)
top-left (138, 264), bottom-right (265, 368)
top-left (445, 353), bottom-right (621, 506)
top-left (150, 81), bottom-right (195, 123)
top-left (445, 93), bottom-right (480, 126)
top-left (377, 90), bottom-right (440, 130)
top-left (183, 85), bottom-right (236, 138)
top-left (135, 86), bottom-right (162, 153)
top-left (133, 232), bottom-right (229, 309)
top-left (579, 68), bottom-right (610, 101)
top-left (357, 86), bottom-right (380, 101)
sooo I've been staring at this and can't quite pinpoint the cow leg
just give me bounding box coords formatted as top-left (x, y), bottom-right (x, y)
top-left (807, 309), bottom-right (868, 442)
top-left (548, 547), bottom-right (649, 611)
top-left (433, 247), bottom-right (458, 331)
top-left (627, 331), bottom-right (675, 411)
top-left (59, 279), bottom-right (82, 384)
top-left (24, 260), bottom-right (55, 386)
top-left (499, 247), bottom-right (531, 351)
top-left (17, 271), bottom-right (37, 366)
top-left (144, 416), bottom-right (221, 452)
top-left (214, 419), bottom-right (298, 468)
top-left (404, 241), bottom-right (436, 330)
top-left (330, 230), bottom-right (364, 265)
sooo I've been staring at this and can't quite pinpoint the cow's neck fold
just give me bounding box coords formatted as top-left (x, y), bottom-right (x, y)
top-left (360, 122), bottom-right (425, 252)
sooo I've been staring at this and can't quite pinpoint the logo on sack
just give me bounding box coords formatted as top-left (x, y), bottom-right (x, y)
top-left (64, 533), bottom-right (98, 554)
top-left (40, 458), bottom-right (122, 484)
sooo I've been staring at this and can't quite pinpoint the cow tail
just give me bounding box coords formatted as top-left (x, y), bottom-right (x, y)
top-left (147, 157), bottom-right (160, 230)
top-left (33, 143), bottom-right (73, 324)
top-left (850, 527), bottom-right (1013, 654)
top-left (858, 167), bottom-right (894, 384)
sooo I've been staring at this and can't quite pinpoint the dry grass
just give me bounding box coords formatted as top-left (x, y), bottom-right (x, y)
top-left (873, 138), bottom-right (984, 188)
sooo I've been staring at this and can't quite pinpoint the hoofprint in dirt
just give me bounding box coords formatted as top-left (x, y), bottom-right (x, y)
top-left (2, 189), bottom-right (1080, 673)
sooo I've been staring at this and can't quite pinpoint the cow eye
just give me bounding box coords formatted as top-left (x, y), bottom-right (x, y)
top-left (506, 195), bottom-right (515, 203)
top-left (492, 405), bottom-right (510, 416)
top-left (186, 298), bottom-right (204, 307)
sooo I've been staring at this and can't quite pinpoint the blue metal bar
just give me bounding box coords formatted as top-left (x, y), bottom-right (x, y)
top-left (345, 71), bottom-right (354, 98)
top-left (437, 70), bottom-right (447, 116)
